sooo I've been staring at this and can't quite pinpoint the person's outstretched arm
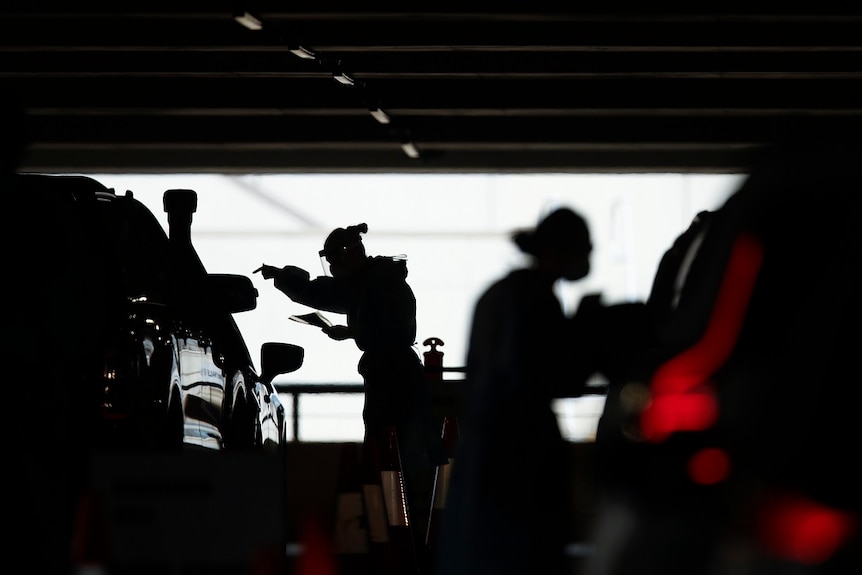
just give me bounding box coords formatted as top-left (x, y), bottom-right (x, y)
top-left (255, 263), bottom-right (347, 313)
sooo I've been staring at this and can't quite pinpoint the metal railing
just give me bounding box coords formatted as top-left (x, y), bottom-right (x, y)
top-left (273, 366), bottom-right (466, 442)
top-left (273, 369), bottom-right (607, 444)
top-left (273, 382), bottom-right (364, 442)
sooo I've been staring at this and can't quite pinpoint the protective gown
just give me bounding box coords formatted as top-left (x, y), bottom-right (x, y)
top-left (271, 255), bottom-right (446, 472)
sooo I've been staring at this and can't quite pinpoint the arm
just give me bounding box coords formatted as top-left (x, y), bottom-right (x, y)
top-left (255, 264), bottom-right (349, 313)
top-left (322, 324), bottom-right (353, 341)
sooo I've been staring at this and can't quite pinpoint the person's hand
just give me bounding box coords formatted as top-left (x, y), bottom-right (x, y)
top-left (253, 264), bottom-right (310, 283)
top-left (253, 264), bottom-right (279, 280)
top-left (322, 325), bottom-right (352, 341)
top-left (281, 265), bottom-right (310, 283)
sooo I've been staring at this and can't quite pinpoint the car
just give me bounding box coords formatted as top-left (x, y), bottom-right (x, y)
top-left (10, 173), bottom-right (304, 452)
top-left (589, 144), bottom-right (862, 574)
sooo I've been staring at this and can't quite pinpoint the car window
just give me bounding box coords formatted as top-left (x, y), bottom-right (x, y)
top-left (92, 193), bottom-right (171, 304)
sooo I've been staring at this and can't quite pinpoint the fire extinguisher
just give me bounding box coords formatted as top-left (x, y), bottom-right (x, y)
top-left (423, 337), bottom-right (445, 381)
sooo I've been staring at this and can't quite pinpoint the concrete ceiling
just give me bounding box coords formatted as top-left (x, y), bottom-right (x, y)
top-left (4, 3), bottom-right (862, 174)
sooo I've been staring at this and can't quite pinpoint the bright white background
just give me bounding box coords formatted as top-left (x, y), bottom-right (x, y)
top-left (90, 173), bottom-right (744, 440)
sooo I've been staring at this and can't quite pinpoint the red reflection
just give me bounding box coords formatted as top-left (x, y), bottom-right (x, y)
top-left (759, 492), bottom-right (858, 565)
top-left (639, 391), bottom-right (718, 442)
top-left (686, 447), bottom-right (730, 485)
top-left (641, 233), bottom-right (764, 442)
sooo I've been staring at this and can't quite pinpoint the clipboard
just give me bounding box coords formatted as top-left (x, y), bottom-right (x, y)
top-left (289, 311), bottom-right (333, 329)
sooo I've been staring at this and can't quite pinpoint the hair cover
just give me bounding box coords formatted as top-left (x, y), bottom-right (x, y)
top-left (322, 223), bottom-right (368, 258)
top-left (512, 207), bottom-right (589, 256)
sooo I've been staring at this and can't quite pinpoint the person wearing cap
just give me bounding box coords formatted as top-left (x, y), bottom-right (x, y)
top-left (436, 207), bottom-right (601, 575)
top-left (255, 223), bottom-right (447, 552)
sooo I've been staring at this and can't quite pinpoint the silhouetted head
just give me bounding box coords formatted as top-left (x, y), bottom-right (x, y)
top-left (319, 223), bottom-right (369, 277)
top-left (513, 207), bottom-right (592, 281)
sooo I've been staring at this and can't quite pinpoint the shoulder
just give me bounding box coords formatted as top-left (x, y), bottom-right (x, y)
top-left (476, 269), bottom-right (534, 305)
top-left (368, 256), bottom-right (408, 279)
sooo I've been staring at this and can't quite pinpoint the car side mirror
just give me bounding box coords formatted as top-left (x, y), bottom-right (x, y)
top-left (259, 342), bottom-right (304, 385)
top-left (206, 273), bottom-right (258, 313)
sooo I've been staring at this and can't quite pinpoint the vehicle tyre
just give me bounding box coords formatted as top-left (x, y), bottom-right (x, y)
top-left (227, 394), bottom-right (255, 450)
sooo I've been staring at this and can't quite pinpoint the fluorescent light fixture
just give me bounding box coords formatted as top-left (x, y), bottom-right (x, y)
top-left (234, 12), bottom-right (262, 31)
top-left (289, 45), bottom-right (316, 60)
top-left (333, 71), bottom-right (355, 86)
top-left (369, 108), bottom-right (391, 125)
top-left (401, 141), bottom-right (420, 159)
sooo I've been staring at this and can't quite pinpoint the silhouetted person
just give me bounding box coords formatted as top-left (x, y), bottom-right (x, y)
top-left (436, 207), bottom-right (604, 575)
top-left (255, 223), bottom-right (446, 556)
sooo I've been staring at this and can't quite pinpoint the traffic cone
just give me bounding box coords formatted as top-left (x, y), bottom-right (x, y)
top-left (361, 427), bottom-right (419, 575)
top-left (70, 490), bottom-right (111, 575)
top-left (332, 442), bottom-right (371, 575)
top-left (294, 512), bottom-right (340, 575)
top-left (425, 416), bottom-right (459, 552)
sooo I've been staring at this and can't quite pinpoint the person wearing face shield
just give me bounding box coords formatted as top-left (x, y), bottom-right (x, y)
top-left (255, 223), bottom-right (447, 556)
